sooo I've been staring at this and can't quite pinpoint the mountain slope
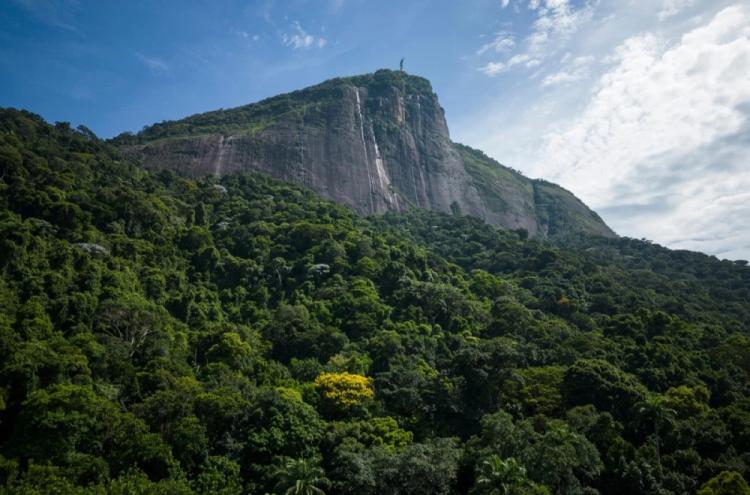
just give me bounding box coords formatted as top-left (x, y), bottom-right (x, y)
top-left (457, 144), bottom-right (613, 238)
top-left (115, 70), bottom-right (614, 239)
top-left (1, 108), bottom-right (750, 494)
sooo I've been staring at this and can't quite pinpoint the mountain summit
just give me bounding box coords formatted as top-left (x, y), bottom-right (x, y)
top-left (117, 70), bottom-right (614, 239)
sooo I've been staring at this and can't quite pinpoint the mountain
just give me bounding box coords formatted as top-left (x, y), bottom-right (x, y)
top-left (115, 70), bottom-right (614, 239)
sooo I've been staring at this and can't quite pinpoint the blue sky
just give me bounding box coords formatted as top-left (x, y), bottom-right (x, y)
top-left (0, 0), bottom-right (521, 137)
top-left (2, 0), bottom-right (750, 259)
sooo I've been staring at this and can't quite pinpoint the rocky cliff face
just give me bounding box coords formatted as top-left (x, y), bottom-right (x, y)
top-left (118, 70), bottom-right (614, 239)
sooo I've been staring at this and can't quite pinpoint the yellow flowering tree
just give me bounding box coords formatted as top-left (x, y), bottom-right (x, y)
top-left (314, 372), bottom-right (374, 411)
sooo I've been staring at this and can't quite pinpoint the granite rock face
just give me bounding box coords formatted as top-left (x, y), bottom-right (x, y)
top-left (119, 70), bottom-right (614, 239)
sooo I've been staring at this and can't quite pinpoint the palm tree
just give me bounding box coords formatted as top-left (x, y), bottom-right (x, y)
top-left (637, 395), bottom-right (677, 479)
top-left (272, 458), bottom-right (329, 495)
top-left (473, 455), bottom-right (528, 495)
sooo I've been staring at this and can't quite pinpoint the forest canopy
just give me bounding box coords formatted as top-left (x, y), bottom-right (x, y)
top-left (0, 108), bottom-right (749, 494)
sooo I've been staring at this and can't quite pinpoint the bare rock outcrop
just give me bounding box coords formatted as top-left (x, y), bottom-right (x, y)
top-left (119, 70), bottom-right (614, 239)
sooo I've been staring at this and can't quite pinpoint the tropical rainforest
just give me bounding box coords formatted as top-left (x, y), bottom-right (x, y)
top-left (1, 108), bottom-right (749, 495)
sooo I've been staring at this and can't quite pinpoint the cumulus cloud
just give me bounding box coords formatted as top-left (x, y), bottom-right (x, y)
top-left (600, 119), bottom-right (750, 259)
top-left (532, 4), bottom-right (750, 258)
top-left (282, 21), bottom-right (327, 49)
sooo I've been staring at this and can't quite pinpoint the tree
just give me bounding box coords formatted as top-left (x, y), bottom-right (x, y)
top-left (562, 359), bottom-right (647, 418)
top-left (273, 458), bottom-right (330, 495)
top-left (529, 422), bottom-right (602, 495)
top-left (264, 304), bottom-right (347, 362)
top-left (10, 384), bottom-right (176, 480)
top-left (327, 438), bottom-right (460, 495)
top-left (205, 331), bottom-right (254, 371)
top-left (467, 412), bottom-right (601, 495)
top-left (314, 372), bottom-right (374, 412)
top-left (191, 455), bottom-right (243, 495)
top-left (245, 392), bottom-right (325, 458)
top-left (697, 471), bottom-right (750, 495)
top-left (94, 296), bottom-right (170, 361)
top-left (636, 395), bottom-right (676, 479)
top-left (383, 438), bottom-right (461, 495)
top-left (324, 416), bottom-right (412, 454)
top-left (472, 455), bottom-right (549, 495)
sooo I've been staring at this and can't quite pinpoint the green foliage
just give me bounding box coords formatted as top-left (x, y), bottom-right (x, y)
top-left (191, 456), bottom-right (243, 495)
top-left (327, 437), bottom-right (460, 495)
top-left (697, 471), bottom-right (750, 495)
top-left (324, 416), bottom-right (413, 454)
top-left (563, 359), bottom-right (648, 418)
top-left (112, 70), bottom-right (433, 145)
top-left (272, 458), bottom-right (330, 495)
top-left (513, 365), bottom-right (566, 416)
top-left (1, 108), bottom-right (749, 494)
top-left (467, 411), bottom-right (602, 495)
top-left (11, 384), bottom-right (176, 480)
top-left (457, 143), bottom-right (614, 239)
top-left (471, 455), bottom-right (550, 495)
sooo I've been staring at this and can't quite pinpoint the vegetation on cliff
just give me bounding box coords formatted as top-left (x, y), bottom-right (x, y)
top-left (111, 70), bottom-right (433, 146)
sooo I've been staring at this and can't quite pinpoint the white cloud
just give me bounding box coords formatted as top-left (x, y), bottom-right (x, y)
top-left (477, 0), bottom-right (596, 77)
top-left (477, 33), bottom-right (515, 55)
top-left (532, 4), bottom-right (750, 258)
top-left (526, 58), bottom-right (542, 68)
top-left (501, 0), bottom-right (511, 8)
top-left (658, 0), bottom-right (696, 21)
top-left (507, 53), bottom-right (529, 65)
top-left (234, 29), bottom-right (261, 41)
top-left (526, 0), bottom-right (596, 55)
top-left (571, 55), bottom-right (595, 66)
top-left (136, 53), bottom-right (169, 75)
top-left (480, 61), bottom-right (508, 75)
top-left (282, 21), bottom-right (327, 50)
top-left (542, 70), bottom-right (582, 86)
top-left (542, 54), bottom-right (595, 86)
top-left (480, 52), bottom-right (541, 76)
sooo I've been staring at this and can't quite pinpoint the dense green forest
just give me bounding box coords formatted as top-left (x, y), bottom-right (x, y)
top-left (1, 108), bottom-right (749, 494)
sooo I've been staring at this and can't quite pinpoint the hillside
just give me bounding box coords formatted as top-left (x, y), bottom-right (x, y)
top-left (114, 70), bottom-right (614, 240)
top-left (1, 109), bottom-right (749, 494)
